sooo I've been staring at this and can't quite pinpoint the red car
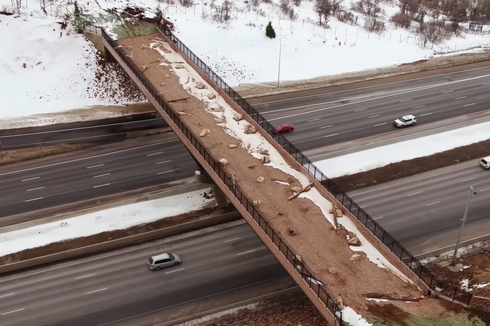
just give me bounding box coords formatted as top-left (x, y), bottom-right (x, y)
top-left (274, 123), bottom-right (295, 134)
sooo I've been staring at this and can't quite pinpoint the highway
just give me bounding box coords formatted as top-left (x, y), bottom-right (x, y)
top-left (0, 221), bottom-right (288, 326)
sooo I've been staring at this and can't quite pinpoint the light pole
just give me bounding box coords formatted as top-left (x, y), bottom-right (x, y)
top-left (277, 37), bottom-right (287, 86)
top-left (451, 186), bottom-right (477, 266)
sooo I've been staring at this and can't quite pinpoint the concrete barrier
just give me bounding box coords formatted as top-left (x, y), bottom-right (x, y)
top-left (0, 178), bottom-right (208, 233)
top-left (0, 211), bottom-right (241, 275)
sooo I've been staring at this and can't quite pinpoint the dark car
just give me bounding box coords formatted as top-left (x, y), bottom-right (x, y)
top-left (274, 123), bottom-right (294, 134)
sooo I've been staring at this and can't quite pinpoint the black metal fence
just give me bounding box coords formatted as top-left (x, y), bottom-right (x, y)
top-left (95, 27), bottom-right (345, 324)
top-left (154, 21), bottom-right (473, 305)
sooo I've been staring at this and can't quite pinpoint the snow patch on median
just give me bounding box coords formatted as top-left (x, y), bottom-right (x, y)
top-left (0, 189), bottom-right (214, 257)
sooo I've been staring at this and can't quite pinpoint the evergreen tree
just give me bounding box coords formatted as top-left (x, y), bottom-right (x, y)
top-left (74, 1), bottom-right (80, 15)
top-left (265, 21), bottom-right (276, 39)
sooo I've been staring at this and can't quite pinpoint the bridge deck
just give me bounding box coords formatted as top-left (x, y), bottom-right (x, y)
top-left (115, 33), bottom-right (441, 321)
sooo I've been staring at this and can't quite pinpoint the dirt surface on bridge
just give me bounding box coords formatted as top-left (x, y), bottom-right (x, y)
top-left (112, 33), bottom-right (486, 325)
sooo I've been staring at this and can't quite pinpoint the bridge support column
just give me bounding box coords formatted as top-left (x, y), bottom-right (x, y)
top-left (194, 169), bottom-right (229, 208)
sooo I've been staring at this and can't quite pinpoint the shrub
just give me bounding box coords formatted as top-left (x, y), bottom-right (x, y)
top-left (391, 12), bottom-right (411, 28)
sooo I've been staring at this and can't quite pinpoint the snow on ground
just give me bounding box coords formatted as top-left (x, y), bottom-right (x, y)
top-left (152, 38), bottom-right (414, 284)
top-left (342, 306), bottom-right (373, 326)
top-left (316, 120), bottom-right (490, 178)
top-left (0, 189), bottom-right (214, 257)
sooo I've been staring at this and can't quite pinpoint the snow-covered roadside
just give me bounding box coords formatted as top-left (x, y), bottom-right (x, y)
top-left (0, 189), bottom-right (214, 257)
top-left (315, 120), bottom-right (490, 178)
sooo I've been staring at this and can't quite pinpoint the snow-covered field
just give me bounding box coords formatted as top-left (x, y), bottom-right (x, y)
top-left (316, 120), bottom-right (490, 178)
top-left (0, 188), bottom-right (214, 257)
top-left (1, 0), bottom-right (490, 124)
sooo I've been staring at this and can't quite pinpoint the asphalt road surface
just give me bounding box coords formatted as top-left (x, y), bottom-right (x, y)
top-left (348, 159), bottom-right (490, 258)
top-left (0, 221), bottom-right (287, 326)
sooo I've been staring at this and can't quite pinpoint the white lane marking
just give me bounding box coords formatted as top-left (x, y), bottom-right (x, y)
top-left (374, 122), bottom-right (386, 126)
top-left (319, 125), bottom-right (334, 129)
top-left (455, 96), bottom-right (467, 100)
top-left (350, 186), bottom-right (390, 197)
top-left (0, 142), bottom-right (174, 178)
top-left (223, 237), bottom-right (242, 243)
top-left (400, 99), bottom-right (412, 102)
top-left (324, 133), bottom-right (339, 138)
top-left (480, 187), bottom-right (490, 192)
top-left (407, 191), bottom-right (423, 196)
top-left (93, 183), bottom-right (111, 188)
top-left (425, 201), bottom-right (440, 207)
top-left (355, 108), bottom-right (367, 112)
top-left (165, 268), bottom-right (185, 274)
top-left (87, 164), bottom-right (104, 169)
top-left (461, 177), bottom-right (475, 182)
top-left (1, 308), bottom-right (24, 315)
top-left (25, 197), bottom-right (43, 203)
top-left (360, 205), bottom-right (367, 209)
top-left (442, 90), bottom-right (453, 93)
top-left (484, 82), bottom-right (490, 86)
top-left (147, 152), bottom-right (163, 156)
top-left (157, 160), bottom-right (172, 165)
top-left (237, 249), bottom-right (256, 256)
top-left (157, 170), bottom-right (173, 175)
top-left (373, 216), bottom-right (384, 220)
top-left (0, 293), bottom-right (15, 299)
top-left (22, 177), bottom-right (39, 182)
top-left (94, 173), bottom-right (111, 178)
top-left (307, 118), bottom-right (320, 122)
top-left (464, 103), bottom-right (476, 107)
top-left (75, 273), bottom-right (97, 280)
top-left (419, 112), bottom-right (433, 116)
top-left (367, 114), bottom-right (380, 119)
top-left (413, 105), bottom-right (425, 109)
top-left (26, 186), bottom-right (45, 192)
top-left (86, 288), bottom-right (108, 295)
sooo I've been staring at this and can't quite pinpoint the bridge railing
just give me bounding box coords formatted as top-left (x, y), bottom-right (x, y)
top-left (95, 26), bottom-right (345, 324)
top-left (156, 21), bottom-right (472, 305)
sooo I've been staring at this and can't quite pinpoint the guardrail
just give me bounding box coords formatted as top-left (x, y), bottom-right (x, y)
top-left (155, 20), bottom-right (472, 305)
top-left (93, 26), bottom-right (345, 324)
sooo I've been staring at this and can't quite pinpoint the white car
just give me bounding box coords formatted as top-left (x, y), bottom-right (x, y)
top-left (394, 115), bottom-right (417, 128)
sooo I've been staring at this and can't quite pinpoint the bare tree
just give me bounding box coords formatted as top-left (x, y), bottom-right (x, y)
top-left (315, 0), bottom-right (332, 26)
top-left (251, 0), bottom-right (261, 7)
top-left (179, 0), bottom-right (194, 7)
top-left (212, 0), bottom-right (233, 22)
top-left (355, 0), bottom-right (382, 16)
top-left (280, 0), bottom-right (290, 15)
top-left (292, 0), bottom-right (301, 6)
top-left (364, 15), bottom-right (385, 32)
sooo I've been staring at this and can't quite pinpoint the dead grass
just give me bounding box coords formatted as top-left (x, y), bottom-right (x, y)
top-left (0, 206), bottom-right (216, 265)
top-left (332, 137), bottom-right (490, 192)
top-left (0, 144), bottom-right (89, 166)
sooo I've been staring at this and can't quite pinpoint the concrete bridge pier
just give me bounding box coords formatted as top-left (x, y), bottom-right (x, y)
top-left (194, 169), bottom-right (229, 208)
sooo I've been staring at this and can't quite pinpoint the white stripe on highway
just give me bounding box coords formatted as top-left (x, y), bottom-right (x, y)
top-left (147, 152), bottom-right (163, 156)
top-left (407, 191), bottom-right (423, 196)
top-left (350, 186), bottom-right (390, 197)
top-left (400, 99), bottom-right (412, 102)
top-left (413, 105), bottom-right (425, 109)
top-left (237, 249), bottom-right (256, 256)
top-left (94, 173), bottom-right (111, 178)
top-left (0, 293), bottom-right (15, 299)
top-left (86, 288), bottom-right (108, 295)
top-left (319, 125), bottom-right (334, 129)
top-left (464, 103), bottom-right (476, 107)
top-left (425, 201), bottom-right (440, 207)
top-left (1, 308), bottom-right (24, 315)
top-left (480, 187), bottom-right (490, 192)
top-left (367, 114), bottom-right (380, 119)
top-left (26, 186), bottom-right (45, 192)
top-left (165, 268), bottom-right (185, 274)
top-left (374, 122), bottom-right (386, 126)
top-left (25, 197), bottom-right (43, 202)
top-left (324, 133), bottom-right (339, 138)
top-left (419, 112), bottom-right (432, 116)
top-left (307, 118), bottom-right (320, 122)
top-left (355, 108), bottom-right (367, 112)
top-left (461, 177), bottom-right (475, 182)
top-left (87, 164), bottom-right (104, 169)
top-left (223, 237), bottom-right (241, 243)
top-left (360, 205), bottom-right (367, 209)
top-left (484, 82), bottom-right (490, 85)
top-left (157, 170), bottom-right (173, 175)
top-left (75, 273), bottom-right (97, 280)
top-left (455, 96), bottom-right (467, 99)
top-left (373, 216), bottom-right (384, 220)
top-left (442, 90), bottom-right (453, 93)
top-left (22, 177), bottom-right (39, 182)
top-left (93, 183), bottom-right (111, 188)
top-left (156, 160), bottom-right (172, 165)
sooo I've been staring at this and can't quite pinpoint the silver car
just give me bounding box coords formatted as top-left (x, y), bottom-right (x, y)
top-left (147, 253), bottom-right (182, 270)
